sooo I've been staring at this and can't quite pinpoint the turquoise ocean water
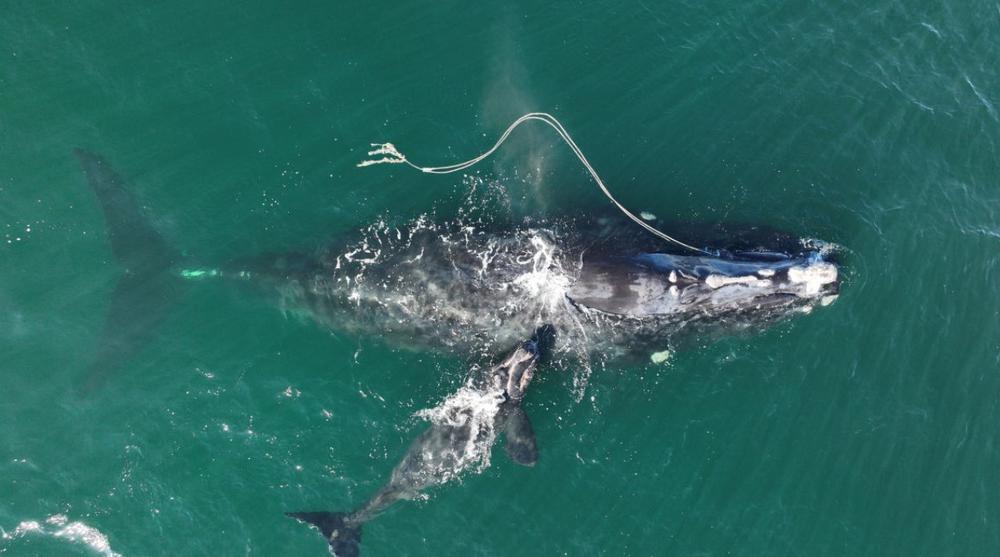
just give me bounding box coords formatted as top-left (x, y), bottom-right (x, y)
top-left (2, 2), bottom-right (999, 555)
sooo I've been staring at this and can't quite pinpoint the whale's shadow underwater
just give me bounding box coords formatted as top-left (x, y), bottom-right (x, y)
top-left (75, 129), bottom-right (840, 554)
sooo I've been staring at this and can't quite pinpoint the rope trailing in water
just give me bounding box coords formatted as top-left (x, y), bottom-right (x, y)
top-left (357, 112), bottom-right (711, 255)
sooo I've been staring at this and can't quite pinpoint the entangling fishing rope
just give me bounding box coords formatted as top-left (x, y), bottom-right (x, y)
top-left (357, 112), bottom-right (711, 255)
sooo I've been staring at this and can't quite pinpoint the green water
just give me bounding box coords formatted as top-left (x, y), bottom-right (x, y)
top-left (3, 2), bottom-right (999, 555)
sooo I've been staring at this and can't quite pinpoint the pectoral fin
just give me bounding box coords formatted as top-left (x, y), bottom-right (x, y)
top-left (503, 405), bottom-right (538, 466)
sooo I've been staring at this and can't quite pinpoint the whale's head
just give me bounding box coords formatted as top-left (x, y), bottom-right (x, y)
top-left (567, 250), bottom-right (840, 320)
top-left (492, 325), bottom-right (555, 402)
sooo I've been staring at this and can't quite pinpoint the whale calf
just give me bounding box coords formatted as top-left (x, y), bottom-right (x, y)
top-left (288, 326), bottom-right (554, 557)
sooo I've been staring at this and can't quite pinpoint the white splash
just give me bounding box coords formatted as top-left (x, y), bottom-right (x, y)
top-left (2, 520), bottom-right (41, 539)
top-left (413, 384), bottom-right (506, 479)
top-left (511, 232), bottom-right (571, 313)
top-left (2, 514), bottom-right (120, 557)
top-left (800, 237), bottom-right (842, 259)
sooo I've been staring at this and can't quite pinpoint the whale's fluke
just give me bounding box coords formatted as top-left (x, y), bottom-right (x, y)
top-left (502, 405), bottom-right (538, 466)
top-left (286, 511), bottom-right (361, 557)
top-left (73, 149), bottom-right (177, 269)
top-left (74, 149), bottom-right (181, 392)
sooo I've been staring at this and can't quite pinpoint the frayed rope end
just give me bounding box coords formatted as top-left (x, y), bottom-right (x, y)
top-left (357, 143), bottom-right (408, 168)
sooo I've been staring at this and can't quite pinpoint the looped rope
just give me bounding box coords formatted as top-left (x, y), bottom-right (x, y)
top-left (357, 112), bottom-right (710, 255)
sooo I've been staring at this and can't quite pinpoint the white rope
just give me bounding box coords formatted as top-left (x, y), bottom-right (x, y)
top-left (357, 112), bottom-right (710, 255)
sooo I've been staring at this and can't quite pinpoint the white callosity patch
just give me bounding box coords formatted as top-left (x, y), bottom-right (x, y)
top-left (1, 515), bottom-right (120, 557)
top-left (705, 274), bottom-right (773, 289)
top-left (787, 261), bottom-right (838, 295)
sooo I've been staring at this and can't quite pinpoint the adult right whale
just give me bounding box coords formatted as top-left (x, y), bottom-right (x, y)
top-left (74, 146), bottom-right (840, 390)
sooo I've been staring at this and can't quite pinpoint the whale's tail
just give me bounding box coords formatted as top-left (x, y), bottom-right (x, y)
top-left (74, 149), bottom-right (182, 393)
top-left (286, 511), bottom-right (362, 557)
